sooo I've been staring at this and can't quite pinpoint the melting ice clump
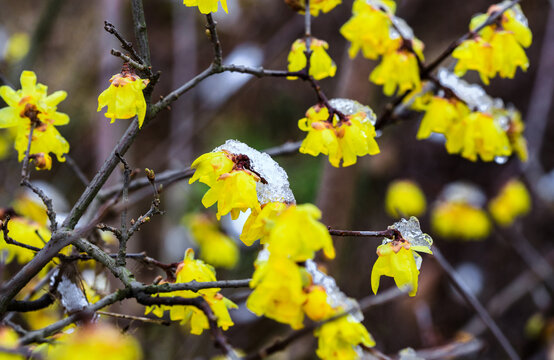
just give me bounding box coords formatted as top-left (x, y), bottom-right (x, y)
top-left (329, 98), bottom-right (376, 125)
top-left (215, 140), bottom-right (296, 205)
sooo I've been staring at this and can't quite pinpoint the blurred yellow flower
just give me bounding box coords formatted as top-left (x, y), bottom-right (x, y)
top-left (240, 201), bottom-right (288, 246)
top-left (247, 255), bottom-right (307, 329)
top-left (303, 285), bottom-right (334, 322)
top-left (266, 203), bottom-right (335, 261)
top-left (97, 65), bottom-right (149, 128)
top-left (186, 213), bottom-right (239, 269)
top-left (46, 323), bottom-right (142, 360)
top-left (308, 0), bottom-right (341, 16)
top-left (0, 215), bottom-right (51, 264)
top-left (0, 326), bottom-right (24, 360)
top-left (432, 202), bottom-right (490, 240)
top-left (145, 249), bottom-right (237, 335)
top-left (184, 0), bottom-right (228, 14)
top-left (488, 179), bottom-right (531, 227)
top-left (385, 180), bottom-right (426, 219)
top-left (506, 109), bottom-right (528, 162)
top-left (0, 71), bottom-right (70, 168)
top-left (315, 315), bottom-right (375, 360)
top-left (452, 37), bottom-right (494, 84)
top-left (371, 239), bottom-right (432, 297)
top-left (4, 32), bottom-right (30, 63)
top-left (288, 38), bottom-right (337, 80)
top-left (12, 194), bottom-right (47, 226)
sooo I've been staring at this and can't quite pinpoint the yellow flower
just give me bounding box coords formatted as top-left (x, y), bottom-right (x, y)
top-left (97, 65), bottom-right (149, 128)
top-left (0, 215), bottom-right (51, 264)
top-left (201, 170), bottom-right (261, 220)
top-left (369, 39), bottom-right (424, 96)
top-left (145, 249), bottom-right (237, 335)
top-left (308, 0), bottom-right (341, 16)
top-left (432, 202), bottom-right (490, 240)
top-left (287, 38), bottom-right (337, 80)
top-left (452, 37), bottom-right (494, 85)
top-left (4, 33), bottom-right (30, 63)
top-left (303, 285), bottom-right (335, 322)
top-left (417, 96), bottom-right (469, 140)
top-left (12, 194), bottom-right (48, 226)
top-left (445, 111), bottom-right (511, 162)
top-left (189, 151), bottom-right (234, 186)
top-left (298, 105), bottom-right (380, 167)
top-left (45, 323), bottom-right (142, 360)
top-left (314, 315), bottom-right (375, 360)
top-left (186, 213), bottom-right (239, 269)
top-left (183, 0), bottom-right (228, 14)
top-left (385, 180), bottom-right (426, 219)
top-left (488, 179), bottom-right (531, 227)
top-left (371, 240), bottom-right (431, 297)
top-left (240, 201), bottom-right (288, 246)
top-left (340, 0), bottom-right (396, 59)
top-left (336, 112), bottom-right (380, 167)
top-left (247, 255), bottom-right (307, 329)
top-left (0, 327), bottom-right (24, 360)
top-left (266, 204), bottom-right (335, 261)
top-left (0, 71), bottom-right (70, 167)
top-left (506, 109), bottom-right (528, 162)
top-left (489, 31), bottom-right (529, 79)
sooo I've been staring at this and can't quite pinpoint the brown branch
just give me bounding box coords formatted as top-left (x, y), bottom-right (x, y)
top-left (64, 154), bottom-right (89, 186)
top-left (21, 180), bottom-right (57, 232)
top-left (206, 14), bottom-right (223, 68)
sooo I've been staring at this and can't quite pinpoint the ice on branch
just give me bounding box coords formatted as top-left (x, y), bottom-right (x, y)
top-left (215, 140), bottom-right (296, 205)
top-left (437, 68), bottom-right (494, 113)
top-left (329, 98), bottom-right (376, 124)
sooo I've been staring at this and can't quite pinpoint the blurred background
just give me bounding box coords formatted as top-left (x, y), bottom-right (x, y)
top-left (0, 0), bottom-right (553, 358)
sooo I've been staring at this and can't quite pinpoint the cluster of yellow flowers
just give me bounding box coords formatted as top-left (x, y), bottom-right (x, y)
top-left (0, 195), bottom-right (54, 264)
top-left (453, 4), bottom-right (532, 85)
top-left (371, 217), bottom-right (433, 297)
top-left (414, 69), bottom-right (528, 162)
top-left (0, 71), bottom-right (70, 170)
top-left (98, 64), bottom-right (149, 129)
top-left (341, 0), bottom-right (424, 96)
top-left (287, 38), bottom-right (337, 81)
top-left (146, 248), bottom-right (237, 335)
top-left (184, 213), bottom-right (239, 269)
top-left (298, 100), bottom-right (380, 167)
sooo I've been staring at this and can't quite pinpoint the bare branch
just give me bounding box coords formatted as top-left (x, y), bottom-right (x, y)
top-left (206, 14), bottom-right (223, 68)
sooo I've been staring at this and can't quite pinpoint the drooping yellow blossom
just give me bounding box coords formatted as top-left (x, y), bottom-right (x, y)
top-left (445, 111), bottom-right (511, 162)
top-left (189, 151), bottom-right (234, 186)
top-left (369, 39), bottom-right (424, 96)
top-left (145, 249), bottom-right (237, 335)
top-left (340, 0), bottom-right (396, 59)
top-left (298, 104), bottom-right (380, 167)
top-left (185, 213), bottom-right (239, 269)
top-left (247, 255), bottom-right (307, 329)
top-left (506, 109), bottom-right (528, 162)
top-left (454, 4), bottom-right (532, 83)
top-left (385, 180), bottom-right (426, 219)
top-left (0, 214), bottom-right (51, 264)
top-left (285, 0), bottom-right (341, 16)
top-left (488, 179), bottom-right (531, 227)
top-left (315, 315), bottom-right (376, 360)
top-left (432, 202), bottom-right (491, 240)
top-left (0, 327), bottom-right (24, 360)
top-left (201, 170), bottom-right (261, 220)
top-left (371, 237), bottom-right (432, 297)
top-left (266, 204), bottom-right (335, 261)
top-left (240, 201), bottom-right (288, 246)
top-left (417, 96), bottom-right (470, 140)
top-left (287, 38), bottom-right (337, 80)
top-left (45, 323), bottom-right (142, 360)
top-left (4, 32), bottom-right (30, 63)
top-left (0, 71), bottom-right (70, 167)
top-left (97, 64), bottom-right (149, 128)
top-left (183, 0), bottom-right (228, 14)
top-left (303, 285), bottom-right (335, 322)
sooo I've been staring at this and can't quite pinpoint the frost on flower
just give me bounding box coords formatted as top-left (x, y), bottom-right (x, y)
top-left (371, 217), bottom-right (433, 297)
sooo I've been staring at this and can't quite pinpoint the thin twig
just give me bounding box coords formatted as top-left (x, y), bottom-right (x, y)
top-left (432, 246), bottom-right (520, 360)
top-left (20, 123), bottom-right (36, 181)
top-left (110, 49), bottom-right (148, 71)
top-left (97, 310), bottom-right (170, 325)
top-left (64, 154), bottom-right (89, 186)
top-left (206, 14), bottom-right (223, 68)
top-left (21, 180), bottom-right (57, 232)
top-left (104, 21), bottom-right (143, 65)
top-left (115, 153), bottom-right (132, 267)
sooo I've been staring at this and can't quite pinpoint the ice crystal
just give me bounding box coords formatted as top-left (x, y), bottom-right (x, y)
top-left (329, 98), bottom-right (376, 125)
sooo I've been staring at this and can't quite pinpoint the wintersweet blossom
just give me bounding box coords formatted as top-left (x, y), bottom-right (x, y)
top-left (315, 315), bottom-right (376, 360)
top-left (302, 285), bottom-right (335, 322)
top-left (145, 249), bottom-right (237, 335)
top-left (385, 180), bottom-right (426, 219)
top-left (97, 64), bottom-right (149, 128)
top-left (247, 255), bottom-right (307, 329)
top-left (184, 0), bottom-right (228, 14)
top-left (0, 327), bottom-right (24, 360)
top-left (287, 38), bottom-right (337, 80)
top-left (369, 39), bottom-right (424, 96)
top-left (298, 104), bottom-right (380, 167)
top-left (186, 213), bottom-right (239, 269)
top-left (506, 109), bottom-right (528, 162)
top-left (189, 151), bottom-right (234, 186)
top-left (46, 323), bottom-right (142, 360)
top-left (240, 201), bottom-right (288, 246)
top-left (0, 211), bottom-right (51, 264)
top-left (0, 71), bottom-right (69, 168)
top-left (416, 96), bottom-right (469, 140)
top-left (488, 179), bottom-right (531, 227)
top-left (432, 202), bottom-right (490, 240)
top-left (266, 204), bottom-right (335, 261)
